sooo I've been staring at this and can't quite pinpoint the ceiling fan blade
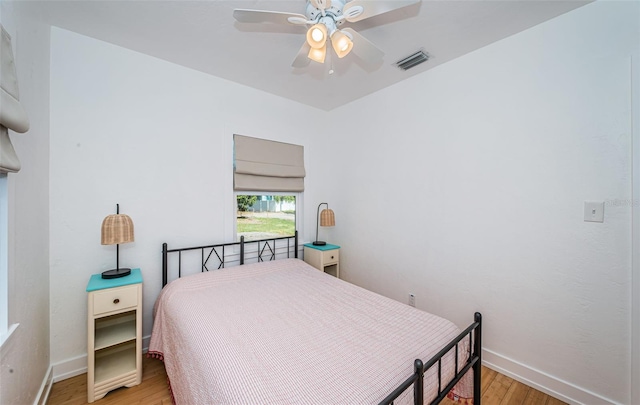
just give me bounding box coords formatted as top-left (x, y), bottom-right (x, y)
top-left (234, 9), bottom-right (309, 25)
top-left (292, 42), bottom-right (312, 68)
top-left (310, 0), bottom-right (331, 11)
top-left (342, 0), bottom-right (420, 23)
top-left (342, 28), bottom-right (384, 63)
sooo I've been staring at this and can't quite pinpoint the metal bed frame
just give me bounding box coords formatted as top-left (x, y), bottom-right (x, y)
top-left (160, 231), bottom-right (482, 405)
top-left (379, 312), bottom-right (482, 405)
top-left (162, 232), bottom-right (299, 287)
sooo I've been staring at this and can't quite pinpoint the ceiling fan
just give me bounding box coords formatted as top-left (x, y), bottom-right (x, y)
top-left (233, 0), bottom-right (421, 68)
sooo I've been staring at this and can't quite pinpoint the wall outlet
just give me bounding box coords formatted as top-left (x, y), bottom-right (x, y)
top-left (409, 293), bottom-right (416, 307)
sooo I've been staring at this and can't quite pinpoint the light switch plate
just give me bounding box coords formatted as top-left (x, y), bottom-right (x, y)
top-left (584, 201), bottom-right (604, 223)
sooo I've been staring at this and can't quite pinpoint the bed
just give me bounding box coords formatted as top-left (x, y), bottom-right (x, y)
top-left (149, 232), bottom-right (482, 404)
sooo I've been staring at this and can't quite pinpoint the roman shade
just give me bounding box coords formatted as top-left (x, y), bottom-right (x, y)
top-left (0, 25), bottom-right (29, 173)
top-left (233, 134), bottom-right (305, 192)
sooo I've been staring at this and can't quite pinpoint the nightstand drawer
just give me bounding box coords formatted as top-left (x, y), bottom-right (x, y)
top-left (93, 285), bottom-right (138, 316)
top-left (303, 244), bottom-right (340, 279)
top-left (323, 249), bottom-right (339, 265)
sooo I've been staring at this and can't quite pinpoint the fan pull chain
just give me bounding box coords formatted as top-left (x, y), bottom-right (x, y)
top-left (329, 51), bottom-right (335, 75)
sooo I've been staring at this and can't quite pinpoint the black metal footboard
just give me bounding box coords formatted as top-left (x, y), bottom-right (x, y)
top-left (162, 231), bottom-right (298, 287)
top-left (379, 312), bottom-right (482, 405)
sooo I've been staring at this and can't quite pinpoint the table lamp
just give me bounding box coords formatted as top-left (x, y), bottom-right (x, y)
top-left (313, 202), bottom-right (335, 246)
top-left (101, 204), bottom-right (134, 279)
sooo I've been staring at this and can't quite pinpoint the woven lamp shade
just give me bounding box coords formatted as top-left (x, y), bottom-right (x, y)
top-left (101, 214), bottom-right (134, 245)
top-left (320, 209), bottom-right (335, 227)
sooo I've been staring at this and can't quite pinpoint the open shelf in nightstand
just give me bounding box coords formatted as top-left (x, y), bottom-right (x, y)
top-left (94, 311), bottom-right (136, 350)
top-left (95, 341), bottom-right (137, 384)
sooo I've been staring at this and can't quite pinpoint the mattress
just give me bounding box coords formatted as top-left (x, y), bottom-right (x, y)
top-left (149, 258), bottom-right (473, 404)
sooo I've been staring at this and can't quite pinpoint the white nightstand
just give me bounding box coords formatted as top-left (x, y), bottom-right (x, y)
top-left (86, 269), bottom-right (143, 403)
top-left (304, 243), bottom-right (340, 278)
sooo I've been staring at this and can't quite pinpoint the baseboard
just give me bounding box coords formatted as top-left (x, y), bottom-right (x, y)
top-left (142, 334), bottom-right (150, 352)
top-left (33, 365), bottom-right (53, 405)
top-left (52, 335), bottom-right (153, 382)
top-left (483, 348), bottom-right (618, 405)
top-left (52, 353), bottom-right (87, 383)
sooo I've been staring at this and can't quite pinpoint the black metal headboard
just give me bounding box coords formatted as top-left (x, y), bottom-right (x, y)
top-left (162, 231), bottom-right (298, 286)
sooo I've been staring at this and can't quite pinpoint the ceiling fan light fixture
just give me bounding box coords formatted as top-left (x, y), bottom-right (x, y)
top-left (307, 24), bottom-right (328, 48)
top-left (331, 30), bottom-right (353, 58)
top-left (308, 44), bottom-right (327, 63)
top-left (235, 0), bottom-right (417, 68)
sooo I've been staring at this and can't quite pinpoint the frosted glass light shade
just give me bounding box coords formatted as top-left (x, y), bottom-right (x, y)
top-left (308, 44), bottom-right (326, 63)
top-left (306, 24), bottom-right (327, 49)
top-left (331, 30), bottom-right (353, 58)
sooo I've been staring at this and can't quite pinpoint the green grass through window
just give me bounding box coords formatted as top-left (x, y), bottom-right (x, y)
top-left (237, 215), bottom-right (295, 239)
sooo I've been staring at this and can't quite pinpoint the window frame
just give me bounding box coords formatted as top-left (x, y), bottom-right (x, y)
top-left (0, 172), bottom-right (18, 348)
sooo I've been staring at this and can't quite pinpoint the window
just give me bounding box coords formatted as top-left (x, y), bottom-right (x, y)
top-left (232, 135), bottom-right (305, 243)
top-left (236, 193), bottom-right (298, 242)
top-left (0, 26), bottom-right (27, 346)
top-left (0, 173), bottom-right (9, 342)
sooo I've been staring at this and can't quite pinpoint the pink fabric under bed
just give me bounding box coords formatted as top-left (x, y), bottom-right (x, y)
top-left (149, 258), bottom-right (473, 404)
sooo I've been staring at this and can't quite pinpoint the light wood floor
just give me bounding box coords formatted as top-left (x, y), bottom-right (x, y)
top-left (48, 356), bottom-right (566, 405)
top-left (442, 366), bottom-right (567, 405)
top-left (48, 356), bottom-right (171, 405)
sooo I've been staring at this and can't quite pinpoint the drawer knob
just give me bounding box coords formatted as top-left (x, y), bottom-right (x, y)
top-left (113, 298), bottom-right (120, 304)
top-left (331, 256), bottom-right (334, 259)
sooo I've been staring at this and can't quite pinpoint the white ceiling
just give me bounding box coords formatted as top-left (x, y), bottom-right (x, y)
top-left (14, 0), bottom-right (590, 111)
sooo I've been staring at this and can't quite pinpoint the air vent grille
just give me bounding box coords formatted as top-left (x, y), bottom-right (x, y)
top-left (395, 51), bottom-right (429, 71)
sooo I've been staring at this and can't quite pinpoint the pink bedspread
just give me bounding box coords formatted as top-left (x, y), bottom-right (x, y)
top-left (149, 258), bottom-right (473, 404)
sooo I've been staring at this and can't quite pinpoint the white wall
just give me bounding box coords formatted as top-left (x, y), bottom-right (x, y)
top-left (327, 2), bottom-right (638, 404)
top-left (49, 27), bottom-right (328, 376)
top-left (0, 2), bottom-right (51, 404)
top-left (631, 49), bottom-right (640, 405)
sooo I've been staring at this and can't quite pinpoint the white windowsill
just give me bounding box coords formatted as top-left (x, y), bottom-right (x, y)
top-left (0, 323), bottom-right (19, 351)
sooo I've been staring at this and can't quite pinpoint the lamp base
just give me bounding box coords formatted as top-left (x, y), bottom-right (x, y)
top-left (312, 241), bottom-right (327, 246)
top-left (101, 268), bottom-right (132, 279)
